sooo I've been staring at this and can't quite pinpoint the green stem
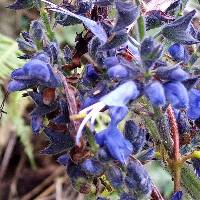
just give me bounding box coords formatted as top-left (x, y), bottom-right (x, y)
top-left (39, 2), bottom-right (56, 41)
top-left (135, 0), bottom-right (145, 41)
top-left (181, 164), bottom-right (200, 200)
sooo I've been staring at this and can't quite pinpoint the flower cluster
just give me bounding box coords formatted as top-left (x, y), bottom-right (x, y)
top-left (6, 0), bottom-right (200, 199)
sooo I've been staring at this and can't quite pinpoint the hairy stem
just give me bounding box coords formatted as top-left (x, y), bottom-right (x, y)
top-left (135, 0), bottom-right (145, 41)
top-left (39, 1), bottom-right (56, 41)
top-left (167, 105), bottom-right (181, 192)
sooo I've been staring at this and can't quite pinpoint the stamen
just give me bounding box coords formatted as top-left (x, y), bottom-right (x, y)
top-left (76, 102), bottom-right (105, 146)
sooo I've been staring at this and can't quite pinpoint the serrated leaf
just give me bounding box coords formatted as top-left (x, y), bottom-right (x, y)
top-left (0, 33), bottom-right (25, 80)
top-left (41, 128), bottom-right (74, 154)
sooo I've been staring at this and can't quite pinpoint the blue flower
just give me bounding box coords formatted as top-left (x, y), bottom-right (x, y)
top-left (103, 56), bottom-right (119, 69)
top-left (31, 114), bottom-right (42, 134)
top-left (81, 159), bottom-right (104, 176)
top-left (106, 166), bottom-right (123, 189)
top-left (192, 159), bottom-right (200, 179)
top-left (76, 81), bottom-right (139, 145)
top-left (85, 64), bottom-right (99, 81)
top-left (100, 81), bottom-right (140, 107)
top-left (95, 124), bottom-right (133, 164)
top-left (168, 43), bottom-right (189, 64)
top-left (8, 57), bottom-right (61, 92)
top-left (107, 64), bottom-right (129, 80)
top-left (145, 81), bottom-right (166, 107)
top-left (125, 161), bottom-right (152, 197)
top-left (187, 89), bottom-right (200, 120)
top-left (124, 120), bottom-right (146, 154)
top-left (164, 81), bottom-right (189, 109)
top-left (120, 192), bottom-right (136, 200)
top-left (170, 191), bottom-right (183, 200)
top-left (155, 66), bottom-right (189, 81)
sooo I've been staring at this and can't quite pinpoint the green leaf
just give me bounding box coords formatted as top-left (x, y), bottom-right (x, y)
top-left (0, 33), bottom-right (25, 80)
top-left (181, 164), bottom-right (200, 200)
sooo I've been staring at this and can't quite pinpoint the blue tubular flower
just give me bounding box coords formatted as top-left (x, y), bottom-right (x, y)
top-left (168, 43), bottom-right (189, 64)
top-left (187, 89), bottom-right (200, 120)
top-left (106, 166), bottom-right (123, 189)
top-left (96, 125), bottom-right (133, 164)
top-left (76, 81), bottom-right (139, 145)
top-left (162, 10), bottom-right (199, 45)
top-left (103, 56), bottom-right (119, 69)
top-left (124, 120), bottom-right (146, 154)
top-left (85, 64), bottom-right (99, 81)
top-left (155, 66), bottom-right (189, 81)
top-left (23, 59), bottom-right (51, 81)
top-left (31, 114), bottom-right (43, 134)
top-left (170, 191), bottom-right (183, 200)
top-left (7, 79), bottom-right (38, 92)
top-left (8, 56), bottom-right (61, 92)
top-left (107, 64), bottom-right (129, 80)
top-left (100, 81), bottom-right (140, 107)
top-left (109, 106), bottom-right (128, 125)
top-left (192, 159), bottom-right (200, 179)
top-left (81, 159), bottom-right (104, 177)
top-left (120, 192), bottom-right (136, 200)
top-left (112, 1), bottom-right (138, 32)
top-left (125, 161), bottom-right (152, 198)
top-left (145, 81), bottom-right (166, 107)
top-left (164, 81), bottom-right (189, 109)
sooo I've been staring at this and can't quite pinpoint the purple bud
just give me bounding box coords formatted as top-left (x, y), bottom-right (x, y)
top-left (187, 89), bottom-right (200, 120)
top-left (156, 66), bottom-right (189, 81)
top-left (81, 159), bottom-right (104, 176)
top-left (168, 43), bottom-right (189, 64)
top-left (30, 20), bottom-right (44, 42)
top-left (106, 166), bottom-right (123, 189)
top-left (120, 192), bottom-right (136, 200)
top-left (145, 81), bottom-right (166, 107)
top-left (63, 45), bottom-right (72, 64)
top-left (124, 120), bottom-right (146, 154)
top-left (107, 64), bottom-right (129, 80)
top-left (125, 161), bottom-right (152, 197)
top-left (140, 37), bottom-right (163, 69)
top-left (164, 81), bottom-right (189, 109)
top-left (31, 114), bottom-right (42, 134)
top-left (17, 38), bottom-right (36, 53)
top-left (103, 56), bottom-right (119, 69)
top-left (23, 59), bottom-right (51, 82)
top-left (170, 191), bottom-right (183, 200)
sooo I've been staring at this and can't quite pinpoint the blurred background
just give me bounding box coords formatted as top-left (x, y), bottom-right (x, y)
top-left (0, 0), bottom-right (199, 199)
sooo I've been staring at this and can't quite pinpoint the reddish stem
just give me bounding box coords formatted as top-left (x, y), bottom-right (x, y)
top-left (166, 104), bottom-right (181, 192)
